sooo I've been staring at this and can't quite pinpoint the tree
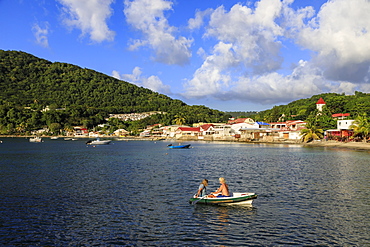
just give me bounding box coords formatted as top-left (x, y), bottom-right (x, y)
top-left (173, 115), bottom-right (186, 125)
top-left (49, 123), bottom-right (62, 134)
top-left (350, 113), bottom-right (370, 142)
top-left (300, 118), bottom-right (324, 143)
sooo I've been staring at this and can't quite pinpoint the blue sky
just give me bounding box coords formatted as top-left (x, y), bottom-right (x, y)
top-left (1, 0), bottom-right (370, 112)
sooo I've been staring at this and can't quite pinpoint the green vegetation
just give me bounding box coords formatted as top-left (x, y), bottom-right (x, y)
top-left (300, 117), bottom-right (324, 143)
top-left (350, 114), bottom-right (370, 142)
top-left (251, 92), bottom-right (370, 142)
top-left (0, 50), bottom-right (229, 135)
top-left (2, 50), bottom-right (370, 140)
top-left (252, 92), bottom-right (370, 123)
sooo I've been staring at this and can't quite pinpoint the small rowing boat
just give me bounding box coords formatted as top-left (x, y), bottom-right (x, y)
top-left (189, 192), bottom-right (257, 205)
top-left (167, 144), bottom-right (191, 149)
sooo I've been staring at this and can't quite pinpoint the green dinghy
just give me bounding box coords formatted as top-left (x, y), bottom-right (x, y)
top-left (189, 192), bottom-right (258, 205)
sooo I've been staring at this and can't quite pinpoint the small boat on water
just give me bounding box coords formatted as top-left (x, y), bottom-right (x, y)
top-left (64, 138), bottom-right (77, 141)
top-left (167, 144), bottom-right (191, 149)
top-left (29, 136), bottom-right (42, 143)
top-left (189, 193), bottom-right (257, 205)
top-left (50, 137), bottom-right (59, 140)
top-left (86, 138), bottom-right (111, 145)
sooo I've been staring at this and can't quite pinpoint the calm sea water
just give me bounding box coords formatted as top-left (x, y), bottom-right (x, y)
top-left (0, 138), bottom-right (369, 246)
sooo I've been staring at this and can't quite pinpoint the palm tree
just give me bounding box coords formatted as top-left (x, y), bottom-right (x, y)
top-left (300, 121), bottom-right (324, 143)
top-left (173, 115), bottom-right (186, 126)
top-left (350, 113), bottom-right (370, 142)
top-left (63, 125), bottom-right (74, 136)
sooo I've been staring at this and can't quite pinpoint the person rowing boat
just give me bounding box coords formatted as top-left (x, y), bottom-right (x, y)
top-left (208, 177), bottom-right (230, 198)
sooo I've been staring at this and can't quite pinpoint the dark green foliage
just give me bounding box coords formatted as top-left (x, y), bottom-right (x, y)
top-left (0, 50), bottom-right (227, 134)
top-left (252, 92), bottom-right (370, 123)
top-left (2, 50), bottom-right (370, 135)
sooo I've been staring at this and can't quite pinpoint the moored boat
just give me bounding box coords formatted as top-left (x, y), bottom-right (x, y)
top-left (29, 136), bottom-right (42, 143)
top-left (189, 192), bottom-right (257, 205)
top-left (86, 138), bottom-right (111, 145)
top-left (168, 144), bottom-right (191, 149)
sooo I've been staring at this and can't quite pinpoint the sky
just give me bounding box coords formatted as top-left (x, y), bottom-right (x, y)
top-left (1, 0), bottom-right (370, 112)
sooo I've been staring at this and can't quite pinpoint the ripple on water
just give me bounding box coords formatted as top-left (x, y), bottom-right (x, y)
top-left (0, 139), bottom-right (369, 246)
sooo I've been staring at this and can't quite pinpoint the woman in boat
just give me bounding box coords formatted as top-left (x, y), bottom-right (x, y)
top-left (195, 179), bottom-right (208, 198)
top-left (211, 177), bottom-right (230, 197)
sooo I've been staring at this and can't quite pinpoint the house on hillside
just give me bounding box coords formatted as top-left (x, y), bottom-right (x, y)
top-left (269, 122), bottom-right (287, 129)
top-left (332, 113), bottom-right (350, 120)
top-left (316, 97), bottom-right (326, 112)
top-left (175, 126), bottom-right (201, 139)
top-left (256, 121), bottom-right (270, 129)
top-left (286, 120), bottom-right (306, 130)
top-left (114, 129), bottom-right (129, 137)
top-left (266, 120), bottom-right (306, 141)
top-left (228, 118), bottom-right (255, 124)
top-left (74, 126), bottom-right (88, 136)
top-left (200, 124), bottom-right (215, 136)
top-left (239, 128), bottom-right (272, 141)
top-left (230, 122), bottom-right (256, 135)
top-left (212, 124), bottom-right (233, 138)
top-left (326, 119), bottom-right (355, 141)
top-left (162, 125), bottom-right (189, 138)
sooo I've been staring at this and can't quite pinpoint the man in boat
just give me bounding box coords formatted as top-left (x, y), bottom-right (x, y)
top-left (209, 177), bottom-right (230, 197)
top-left (195, 179), bottom-right (208, 198)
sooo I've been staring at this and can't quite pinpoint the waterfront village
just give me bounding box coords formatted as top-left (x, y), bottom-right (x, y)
top-left (31, 98), bottom-right (355, 143)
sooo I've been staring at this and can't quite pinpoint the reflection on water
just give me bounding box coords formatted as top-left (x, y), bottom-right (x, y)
top-left (0, 139), bottom-right (369, 246)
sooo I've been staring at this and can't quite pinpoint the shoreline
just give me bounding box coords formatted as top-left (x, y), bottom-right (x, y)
top-left (1, 136), bottom-right (370, 152)
top-left (302, 140), bottom-right (370, 151)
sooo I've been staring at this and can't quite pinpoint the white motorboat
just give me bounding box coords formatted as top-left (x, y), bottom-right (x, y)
top-left (86, 138), bottom-right (111, 145)
top-left (29, 137), bottom-right (42, 143)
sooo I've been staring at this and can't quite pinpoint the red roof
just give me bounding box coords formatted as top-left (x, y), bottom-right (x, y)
top-left (332, 113), bottom-right (350, 118)
top-left (177, 127), bottom-right (200, 132)
top-left (316, 97), bottom-right (326, 104)
top-left (227, 118), bottom-right (251, 124)
top-left (286, 120), bottom-right (306, 126)
top-left (200, 124), bottom-right (214, 131)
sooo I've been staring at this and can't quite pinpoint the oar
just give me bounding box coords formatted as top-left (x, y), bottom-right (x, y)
top-left (192, 195), bottom-right (207, 205)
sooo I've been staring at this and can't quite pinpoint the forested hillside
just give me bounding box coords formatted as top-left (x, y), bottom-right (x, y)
top-left (253, 92), bottom-right (370, 124)
top-left (0, 50), bottom-right (229, 135)
top-left (2, 50), bottom-right (370, 136)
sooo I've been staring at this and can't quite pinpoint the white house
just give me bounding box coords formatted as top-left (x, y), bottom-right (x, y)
top-left (338, 120), bottom-right (355, 130)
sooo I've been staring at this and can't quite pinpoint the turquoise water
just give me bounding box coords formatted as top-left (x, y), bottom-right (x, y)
top-left (0, 138), bottom-right (369, 246)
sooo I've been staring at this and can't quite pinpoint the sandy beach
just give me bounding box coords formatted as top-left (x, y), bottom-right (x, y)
top-left (303, 140), bottom-right (370, 151)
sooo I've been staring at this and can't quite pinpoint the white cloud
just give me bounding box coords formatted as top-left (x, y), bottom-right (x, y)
top-left (32, 22), bottom-right (49, 48)
top-left (228, 60), bottom-right (327, 104)
top-left (124, 0), bottom-right (192, 65)
top-left (183, 0), bottom-right (370, 106)
top-left (112, 67), bottom-right (171, 94)
top-left (188, 8), bottom-right (212, 30)
top-left (206, 0), bottom-right (284, 74)
top-left (58, 0), bottom-right (115, 43)
top-left (183, 0), bottom-right (284, 100)
top-left (289, 0), bottom-right (370, 83)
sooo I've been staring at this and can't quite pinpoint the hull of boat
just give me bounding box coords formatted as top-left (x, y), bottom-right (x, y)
top-left (87, 140), bottom-right (111, 145)
top-left (29, 137), bottom-right (42, 143)
top-left (189, 193), bottom-right (257, 205)
top-left (168, 144), bottom-right (191, 149)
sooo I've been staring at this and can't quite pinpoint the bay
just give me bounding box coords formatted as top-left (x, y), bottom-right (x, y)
top-left (0, 138), bottom-right (369, 246)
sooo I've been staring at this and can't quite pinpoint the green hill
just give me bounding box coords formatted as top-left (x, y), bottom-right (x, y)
top-left (0, 50), bottom-right (229, 134)
top-left (252, 92), bottom-right (370, 122)
top-left (1, 50), bottom-right (370, 136)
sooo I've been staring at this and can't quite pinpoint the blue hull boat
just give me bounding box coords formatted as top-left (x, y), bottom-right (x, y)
top-left (168, 144), bottom-right (191, 149)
